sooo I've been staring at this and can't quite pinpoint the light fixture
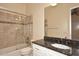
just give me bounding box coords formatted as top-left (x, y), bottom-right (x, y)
top-left (15, 18), bottom-right (18, 21)
top-left (50, 3), bottom-right (57, 6)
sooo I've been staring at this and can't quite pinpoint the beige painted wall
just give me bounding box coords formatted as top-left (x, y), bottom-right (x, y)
top-left (0, 3), bottom-right (49, 41)
top-left (0, 3), bottom-right (27, 14)
top-left (26, 3), bottom-right (79, 41)
top-left (45, 3), bottom-right (79, 39)
top-left (1, 3), bottom-right (79, 41)
top-left (26, 3), bottom-right (49, 41)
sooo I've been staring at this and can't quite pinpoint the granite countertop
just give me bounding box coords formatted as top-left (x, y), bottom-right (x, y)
top-left (32, 39), bottom-right (72, 56)
top-left (33, 39), bottom-right (72, 56)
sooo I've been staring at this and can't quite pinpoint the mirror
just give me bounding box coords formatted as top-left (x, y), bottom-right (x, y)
top-left (44, 5), bottom-right (69, 39)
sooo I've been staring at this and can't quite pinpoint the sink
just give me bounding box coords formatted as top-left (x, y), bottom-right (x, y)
top-left (51, 43), bottom-right (71, 49)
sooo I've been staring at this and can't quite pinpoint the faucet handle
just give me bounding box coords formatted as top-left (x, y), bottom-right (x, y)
top-left (57, 40), bottom-right (60, 44)
top-left (66, 41), bottom-right (70, 45)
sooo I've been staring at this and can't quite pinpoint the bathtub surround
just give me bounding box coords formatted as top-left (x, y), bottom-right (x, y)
top-left (0, 8), bottom-right (33, 55)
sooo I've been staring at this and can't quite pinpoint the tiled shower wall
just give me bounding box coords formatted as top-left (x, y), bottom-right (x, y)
top-left (0, 9), bottom-right (32, 54)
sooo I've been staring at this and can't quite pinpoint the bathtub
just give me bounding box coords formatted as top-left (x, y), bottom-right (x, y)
top-left (0, 44), bottom-right (33, 56)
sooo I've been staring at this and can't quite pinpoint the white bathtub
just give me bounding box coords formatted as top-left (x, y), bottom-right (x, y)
top-left (0, 44), bottom-right (33, 56)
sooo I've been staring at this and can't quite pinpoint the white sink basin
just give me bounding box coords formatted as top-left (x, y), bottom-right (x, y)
top-left (51, 43), bottom-right (71, 49)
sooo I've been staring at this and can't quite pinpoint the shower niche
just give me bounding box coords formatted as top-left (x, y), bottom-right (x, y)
top-left (0, 9), bottom-right (33, 55)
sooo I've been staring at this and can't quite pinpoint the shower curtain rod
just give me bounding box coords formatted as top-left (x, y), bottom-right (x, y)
top-left (0, 21), bottom-right (32, 25)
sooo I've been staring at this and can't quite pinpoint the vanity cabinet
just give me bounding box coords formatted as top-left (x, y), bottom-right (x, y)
top-left (32, 43), bottom-right (67, 56)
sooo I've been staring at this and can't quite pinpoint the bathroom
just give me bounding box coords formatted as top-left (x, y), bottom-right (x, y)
top-left (0, 3), bottom-right (79, 56)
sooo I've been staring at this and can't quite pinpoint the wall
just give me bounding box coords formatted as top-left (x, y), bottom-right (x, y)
top-left (0, 3), bottom-right (49, 41)
top-left (26, 3), bottom-right (49, 41)
top-left (0, 3), bottom-right (32, 54)
top-left (45, 3), bottom-right (79, 39)
top-left (1, 3), bottom-right (79, 41)
top-left (0, 3), bottom-right (27, 14)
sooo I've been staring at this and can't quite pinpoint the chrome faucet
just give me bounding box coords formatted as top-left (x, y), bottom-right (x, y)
top-left (57, 40), bottom-right (60, 44)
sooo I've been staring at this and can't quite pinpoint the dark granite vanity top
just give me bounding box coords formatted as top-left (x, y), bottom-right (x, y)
top-left (32, 39), bottom-right (71, 56)
top-left (32, 36), bottom-right (79, 56)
